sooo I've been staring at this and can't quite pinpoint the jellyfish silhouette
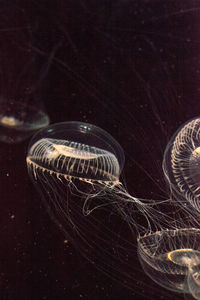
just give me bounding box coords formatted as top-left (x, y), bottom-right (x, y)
top-left (26, 121), bottom-right (167, 286)
top-left (138, 227), bottom-right (200, 299)
top-left (163, 117), bottom-right (200, 215)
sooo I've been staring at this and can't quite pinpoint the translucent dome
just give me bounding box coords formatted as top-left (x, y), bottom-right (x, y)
top-left (27, 121), bottom-right (125, 184)
top-left (138, 228), bottom-right (200, 299)
top-left (0, 101), bottom-right (49, 144)
top-left (163, 117), bottom-right (200, 212)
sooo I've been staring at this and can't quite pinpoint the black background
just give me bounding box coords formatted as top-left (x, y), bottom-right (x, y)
top-left (0, 1), bottom-right (199, 299)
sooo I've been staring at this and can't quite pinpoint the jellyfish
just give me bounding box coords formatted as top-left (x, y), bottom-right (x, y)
top-left (0, 4), bottom-right (53, 144)
top-left (163, 117), bottom-right (200, 216)
top-left (27, 121), bottom-right (166, 226)
top-left (0, 102), bottom-right (49, 144)
top-left (26, 121), bottom-right (167, 286)
top-left (26, 121), bottom-right (126, 217)
top-left (137, 227), bottom-right (200, 299)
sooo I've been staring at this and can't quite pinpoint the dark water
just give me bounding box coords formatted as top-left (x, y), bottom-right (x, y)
top-left (0, 1), bottom-right (199, 299)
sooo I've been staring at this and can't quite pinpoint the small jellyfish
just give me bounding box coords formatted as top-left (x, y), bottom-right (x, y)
top-left (137, 227), bottom-right (200, 299)
top-left (0, 101), bottom-right (49, 144)
top-left (0, 5), bottom-right (54, 144)
top-left (163, 117), bottom-right (200, 215)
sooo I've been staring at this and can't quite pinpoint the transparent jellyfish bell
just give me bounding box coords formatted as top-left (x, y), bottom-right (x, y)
top-left (137, 228), bottom-right (200, 299)
top-left (27, 121), bottom-right (127, 216)
top-left (0, 5), bottom-right (50, 144)
top-left (27, 120), bottom-right (125, 183)
top-left (163, 117), bottom-right (200, 214)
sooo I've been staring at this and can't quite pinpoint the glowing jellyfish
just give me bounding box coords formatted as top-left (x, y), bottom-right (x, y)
top-left (26, 121), bottom-right (165, 284)
top-left (26, 121), bottom-right (160, 226)
top-left (138, 228), bottom-right (200, 299)
top-left (163, 117), bottom-right (200, 215)
top-left (26, 121), bottom-right (126, 214)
